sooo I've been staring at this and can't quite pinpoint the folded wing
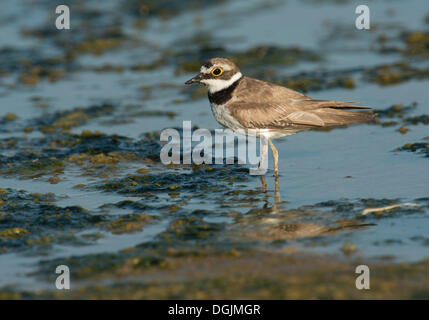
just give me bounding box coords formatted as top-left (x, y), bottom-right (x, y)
top-left (229, 77), bottom-right (375, 129)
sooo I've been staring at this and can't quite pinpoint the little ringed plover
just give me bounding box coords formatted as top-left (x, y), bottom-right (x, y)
top-left (185, 57), bottom-right (374, 175)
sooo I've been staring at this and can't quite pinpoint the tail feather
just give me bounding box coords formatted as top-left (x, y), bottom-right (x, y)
top-left (304, 99), bottom-right (371, 109)
top-left (296, 99), bottom-right (375, 126)
top-left (313, 108), bottom-right (376, 126)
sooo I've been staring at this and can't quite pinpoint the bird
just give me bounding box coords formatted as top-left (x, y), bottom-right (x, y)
top-left (185, 57), bottom-right (374, 175)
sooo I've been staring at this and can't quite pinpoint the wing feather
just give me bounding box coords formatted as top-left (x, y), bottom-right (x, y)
top-left (227, 77), bottom-right (375, 129)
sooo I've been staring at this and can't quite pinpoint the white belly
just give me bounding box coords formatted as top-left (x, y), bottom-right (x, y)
top-left (210, 103), bottom-right (300, 139)
top-left (210, 103), bottom-right (244, 131)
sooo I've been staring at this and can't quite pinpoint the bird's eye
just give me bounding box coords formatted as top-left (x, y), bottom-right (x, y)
top-left (211, 68), bottom-right (223, 76)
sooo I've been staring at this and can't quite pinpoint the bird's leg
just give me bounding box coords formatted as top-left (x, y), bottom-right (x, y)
top-left (258, 137), bottom-right (268, 171)
top-left (274, 174), bottom-right (280, 204)
top-left (268, 139), bottom-right (279, 176)
top-left (260, 176), bottom-right (270, 209)
top-left (260, 175), bottom-right (267, 191)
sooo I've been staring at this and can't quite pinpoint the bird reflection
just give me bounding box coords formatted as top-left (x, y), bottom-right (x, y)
top-left (260, 175), bottom-right (281, 211)
top-left (250, 175), bottom-right (375, 242)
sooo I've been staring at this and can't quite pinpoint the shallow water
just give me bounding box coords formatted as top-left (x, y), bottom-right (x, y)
top-left (0, 0), bottom-right (428, 298)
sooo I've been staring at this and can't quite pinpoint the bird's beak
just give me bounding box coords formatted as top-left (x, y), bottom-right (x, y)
top-left (185, 73), bottom-right (203, 85)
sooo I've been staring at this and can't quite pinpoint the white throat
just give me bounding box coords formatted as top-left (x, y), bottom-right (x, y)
top-left (202, 72), bottom-right (243, 93)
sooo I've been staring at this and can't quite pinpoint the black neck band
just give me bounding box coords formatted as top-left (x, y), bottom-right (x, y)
top-left (208, 76), bottom-right (242, 105)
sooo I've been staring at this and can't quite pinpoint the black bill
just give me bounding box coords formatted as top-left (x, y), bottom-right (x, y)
top-left (185, 73), bottom-right (203, 84)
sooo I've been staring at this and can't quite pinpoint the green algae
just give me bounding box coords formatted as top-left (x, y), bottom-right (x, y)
top-left (395, 142), bottom-right (429, 157)
top-left (177, 44), bottom-right (322, 74)
top-left (375, 30), bottom-right (429, 58)
top-left (363, 62), bottom-right (429, 86)
top-left (340, 242), bottom-right (358, 256)
top-left (3, 113), bottom-right (17, 121)
top-left (404, 115), bottom-right (429, 125)
top-left (97, 165), bottom-right (251, 198)
top-left (0, 228), bottom-right (29, 239)
top-left (75, 38), bottom-right (124, 56)
top-left (230, 46), bottom-right (321, 70)
top-left (35, 104), bottom-right (115, 133)
top-left (1, 158), bottom-right (65, 178)
top-left (127, 110), bottom-right (177, 119)
top-left (105, 214), bottom-right (153, 234)
top-left (0, 189), bottom-right (105, 253)
top-left (403, 31), bottom-right (429, 57)
top-left (373, 102), bottom-right (429, 131)
top-left (2, 191), bottom-right (426, 299)
top-left (0, 128), bottom-right (162, 180)
top-left (127, 0), bottom-right (228, 20)
top-left (160, 217), bottom-right (222, 242)
top-left (19, 66), bottom-right (63, 86)
top-left (376, 103), bottom-right (417, 119)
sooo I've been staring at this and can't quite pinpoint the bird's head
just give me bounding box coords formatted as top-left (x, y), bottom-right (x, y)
top-left (185, 58), bottom-right (242, 93)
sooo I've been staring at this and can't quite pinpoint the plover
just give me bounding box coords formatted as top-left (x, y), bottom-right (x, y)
top-left (185, 57), bottom-right (374, 175)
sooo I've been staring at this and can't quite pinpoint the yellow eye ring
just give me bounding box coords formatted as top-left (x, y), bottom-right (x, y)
top-left (211, 67), bottom-right (223, 77)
